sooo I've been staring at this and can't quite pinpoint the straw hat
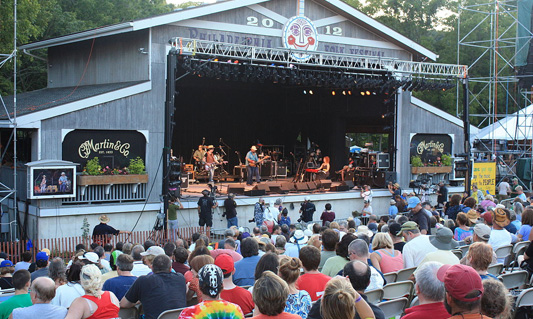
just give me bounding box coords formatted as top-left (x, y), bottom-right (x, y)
top-left (492, 208), bottom-right (510, 227)
top-left (466, 209), bottom-right (479, 224)
top-left (99, 214), bottom-right (110, 223)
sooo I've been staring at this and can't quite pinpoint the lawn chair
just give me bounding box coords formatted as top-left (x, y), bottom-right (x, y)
top-left (516, 288), bottom-right (533, 308)
top-left (396, 267), bottom-right (417, 282)
top-left (508, 241), bottom-right (530, 272)
top-left (365, 288), bottom-right (384, 304)
top-left (382, 280), bottom-right (414, 301)
top-left (383, 272), bottom-right (397, 284)
top-left (158, 307), bottom-right (187, 319)
top-left (498, 270), bottom-right (528, 291)
top-left (487, 263), bottom-right (504, 276)
top-left (118, 307), bottom-right (139, 319)
top-left (377, 297), bottom-right (409, 318)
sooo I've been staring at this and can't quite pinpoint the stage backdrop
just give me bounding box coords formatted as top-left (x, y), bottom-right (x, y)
top-left (62, 130), bottom-right (146, 171)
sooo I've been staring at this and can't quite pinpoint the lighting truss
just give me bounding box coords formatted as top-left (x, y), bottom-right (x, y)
top-left (170, 37), bottom-right (468, 78)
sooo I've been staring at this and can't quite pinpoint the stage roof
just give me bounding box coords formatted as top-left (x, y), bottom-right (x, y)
top-left (473, 105), bottom-right (533, 141)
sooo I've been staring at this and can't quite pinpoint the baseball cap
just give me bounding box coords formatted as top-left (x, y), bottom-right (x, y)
top-left (140, 246), bottom-right (165, 256)
top-left (398, 221), bottom-right (419, 236)
top-left (407, 197), bottom-right (421, 209)
top-left (214, 254), bottom-right (235, 275)
top-left (78, 252), bottom-right (99, 263)
top-left (481, 212), bottom-right (493, 225)
top-left (0, 260), bottom-right (13, 267)
top-left (198, 264), bottom-right (224, 297)
top-left (473, 224), bottom-right (491, 241)
top-left (36, 251), bottom-right (49, 261)
top-left (367, 223), bottom-right (378, 233)
top-left (437, 264), bottom-right (483, 302)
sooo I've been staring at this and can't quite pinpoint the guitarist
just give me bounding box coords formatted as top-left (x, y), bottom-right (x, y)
top-left (204, 145), bottom-right (217, 183)
top-left (245, 145), bottom-right (262, 186)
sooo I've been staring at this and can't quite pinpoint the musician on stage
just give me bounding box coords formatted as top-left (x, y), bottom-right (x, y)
top-left (316, 156), bottom-right (331, 180)
top-left (204, 145), bottom-right (217, 183)
top-left (245, 145), bottom-right (261, 186)
top-left (193, 145), bottom-right (205, 169)
top-left (336, 157), bottom-right (355, 181)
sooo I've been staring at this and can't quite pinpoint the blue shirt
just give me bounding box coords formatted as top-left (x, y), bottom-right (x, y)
top-left (233, 255), bottom-right (261, 286)
top-left (245, 151), bottom-right (258, 166)
top-left (103, 275), bottom-right (137, 300)
top-left (389, 205), bottom-right (398, 216)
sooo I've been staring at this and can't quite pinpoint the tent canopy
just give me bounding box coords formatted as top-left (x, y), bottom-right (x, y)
top-left (473, 104), bottom-right (533, 141)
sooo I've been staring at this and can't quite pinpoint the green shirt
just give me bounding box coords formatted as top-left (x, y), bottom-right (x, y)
top-left (168, 204), bottom-right (180, 221)
top-left (0, 293), bottom-right (32, 319)
top-left (321, 255), bottom-right (349, 277)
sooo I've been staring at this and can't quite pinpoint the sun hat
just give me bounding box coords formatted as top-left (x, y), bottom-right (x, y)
top-left (390, 199), bottom-right (397, 205)
top-left (99, 214), bottom-right (110, 223)
top-left (407, 197), bottom-right (421, 209)
top-left (290, 230), bottom-right (309, 245)
top-left (492, 208), bottom-right (510, 227)
top-left (207, 145), bottom-right (215, 149)
top-left (214, 254), bottom-right (235, 275)
top-left (466, 209), bottom-right (479, 224)
top-left (429, 227), bottom-right (458, 250)
top-left (78, 252), bottom-right (99, 263)
top-left (356, 225), bottom-right (374, 238)
top-left (140, 246), bottom-right (165, 256)
top-left (437, 264), bottom-right (483, 302)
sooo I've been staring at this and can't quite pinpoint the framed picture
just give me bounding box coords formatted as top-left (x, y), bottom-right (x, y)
top-left (28, 166), bottom-right (77, 199)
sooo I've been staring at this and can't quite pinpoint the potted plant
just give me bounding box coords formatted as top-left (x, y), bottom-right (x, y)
top-left (77, 157), bottom-right (148, 186)
top-left (411, 154), bottom-right (453, 174)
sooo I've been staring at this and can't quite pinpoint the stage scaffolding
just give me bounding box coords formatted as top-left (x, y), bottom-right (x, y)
top-left (458, 0), bottom-right (533, 189)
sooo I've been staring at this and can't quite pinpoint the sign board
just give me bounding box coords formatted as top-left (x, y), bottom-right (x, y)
top-left (26, 160), bottom-right (77, 199)
top-left (472, 162), bottom-right (496, 196)
top-left (409, 134), bottom-right (452, 165)
top-left (62, 130), bottom-right (146, 171)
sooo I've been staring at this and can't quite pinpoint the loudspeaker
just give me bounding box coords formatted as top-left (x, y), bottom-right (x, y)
top-left (276, 164), bottom-right (287, 177)
top-left (342, 181), bottom-right (355, 188)
top-left (377, 153), bottom-right (390, 169)
top-left (385, 171), bottom-right (397, 184)
top-left (180, 173), bottom-right (190, 189)
top-left (307, 182), bottom-right (317, 190)
top-left (268, 183), bottom-right (284, 194)
top-left (281, 183), bottom-right (294, 193)
top-left (254, 184), bottom-right (270, 192)
top-left (295, 183), bottom-right (309, 191)
top-left (244, 189), bottom-right (266, 196)
top-left (332, 185), bottom-right (350, 191)
top-left (260, 161), bottom-right (276, 177)
top-left (318, 180), bottom-right (332, 189)
top-left (372, 171), bottom-right (386, 188)
top-left (227, 186), bottom-right (245, 195)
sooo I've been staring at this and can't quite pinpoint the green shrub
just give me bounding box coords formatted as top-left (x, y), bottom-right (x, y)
top-left (411, 156), bottom-right (423, 167)
top-left (84, 157), bottom-right (102, 175)
top-left (128, 157), bottom-right (146, 175)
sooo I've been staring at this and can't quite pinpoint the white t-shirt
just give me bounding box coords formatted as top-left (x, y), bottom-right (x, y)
top-left (498, 182), bottom-right (510, 195)
top-left (365, 265), bottom-right (385, 292)
top-left (488, 229), bottom-right (512, 263)
top-left (50, 282), bottom-right (85, 308)
top-left (402, 235), bottom-right (438, 269)
top-left (131, 261), bottom-right (151, 277)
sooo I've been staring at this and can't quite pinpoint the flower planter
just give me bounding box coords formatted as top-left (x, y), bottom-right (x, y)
top-left (77, 174), bottom-right (148, 186)
top-left (411, 166), bottom-right (452, 174)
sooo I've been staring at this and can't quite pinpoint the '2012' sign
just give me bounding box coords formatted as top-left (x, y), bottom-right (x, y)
top-left (246, 16), bottom-right (343, 36)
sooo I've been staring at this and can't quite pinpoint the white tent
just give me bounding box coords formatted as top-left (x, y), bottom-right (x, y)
top-left (473, 104), bottom-right (533, 141)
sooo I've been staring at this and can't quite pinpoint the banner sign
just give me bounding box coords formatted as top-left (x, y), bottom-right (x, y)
top-left (409, 134), bottom-right (452, 164)
top-left (472, 162), bottom-right (496, 196)
top-left (62, 130), bottom-right (146, 170)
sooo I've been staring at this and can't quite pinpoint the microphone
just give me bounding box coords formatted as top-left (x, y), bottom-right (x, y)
top-left (219, 138), bottom-right (222, 143)
top-left (202, 137), bottom-right (205, 144)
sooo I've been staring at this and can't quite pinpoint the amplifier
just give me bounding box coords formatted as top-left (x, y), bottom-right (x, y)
top-left (260, 161), bottom-right (276, 178)
top-left (233, 166), bottom-right (247, 180)
top-left (276, 164), bottom-right (287, 177)
top-left (377, 153), bottom-right (390, 169)
top-left (181, 173), bottom-right (191, 189)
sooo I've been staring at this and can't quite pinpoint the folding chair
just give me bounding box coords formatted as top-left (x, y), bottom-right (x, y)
top-left (376, 297), bottom-right (409, 318)
top-left (498, 270), bottom-right (528, 290)
top-left (158, 307), bottom-right (187, 319)
top-left (494, 244), bottom-right (513, 266)
top-left (383, 272), bottom-right (397, 284)
top-left (509, 241), bottom-right (530, 272)
top-left (457, 245), bottom-right (470, 256)
top-left (118, 307), bottom-right (139, 319)
top-left (382, 280), bottom-right (414, 301)
top-left (365, 288), bottom-right (384, 304)
top-left (487, 263), bottom-right (504, 276)
top-left (451, 250), bottom-right (463, 259)
top-left (410, 296), bottom-right (419, 308)
top-left (396, 267), bottom-right (417, 282)
top-left (516, 287), bottom-right (533, 308)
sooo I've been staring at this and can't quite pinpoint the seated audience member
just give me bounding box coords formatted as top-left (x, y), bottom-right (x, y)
top-left (120, 255), bottom-right (187, 319)
top-left (346, 239), bottom-right (384, 292)
top-left (30, 252), bottom-right (49, 282)
top-left (12, 277), bottom-right (67, 319)
top-left (140, 246), bottom-right (166, 271)
top-left (400, 222), bottom-right (437, 268)
top-left (321, 277), bottom-right (375, 319)
top-left (297, 246), bottom-right (331, 301)
top-left (215, 254), bottom-right (254, 315)
top-left (130, 245), bottom-right (151, 277)
top-left (0, 270), bottom-right (31, 319)
top-left (102, 254), bottom-right (136, 300)
top-left (321, 233), bottom-right (357, 277)
top-left (307, 235), bottom-right (322, 250)
top-left (369, 233), bottom-right (403, 273)
top-left (285, 230), bottom-right (308, 258)
top-left (93, 246), bottom-right (111, 274)
top-left (163, 242), bottom-right (176, 259)
top-left (518, 207), bottom-right (533, 241)
top-left (275, 236), bottom-right (287, 255)
top-left (14, 252), bottom-right (32, 273)
top-left (0, 260), bottom-right (14, 289)
top-left (388, 223), bottom-right (405, 252)
top-left (308, 261), bottom-right (385, 319)
top-left (437, 264), bottom-right (490, 319)
top-left (278, 257), bottom-right (311, 319)
top-left (480, 279), bottom-right (511, 319)
top-left (48, 258), bottom-right (67, 288)
top-left (233, 238), bottom-right (261, 286)
top-left (406, 197), bottom-right (431, 235)
top-left (488, 208), bottom-right (513, 263)
top-left (250, 253), bottom-right (280, 293)
top-left (403, 262), bottom-right (449, 319)
top-left (454, 212), bottom-right (474, 241)
top-left (185, 255), bottom-right (214, 303)
top-left (65, 264), bottom-right (120, 319)
top-left (172, 247), bottom-right (190, 275)
top-left (319, 229), bottom-right (338, 271)
top-left (210, 239), bottom-right (243, 263)
top-left (51, 262), bottom-right (84, 308)
top-left (251, 271), bottom-right (300, 319)
top-left (389, 199), bottom-right (399, 217)
top-left (461, 224), bottom-right (498, 266)
top-left (418, 227), bottom-right (460, 267)
top-left (466, 242), bottom-right (498, 280)
top-left (178, 264), bottom-right (244, 319)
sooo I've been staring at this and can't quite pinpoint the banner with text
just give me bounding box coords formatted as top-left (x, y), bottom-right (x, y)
top-left (409, 134), bottom-right (452, 165)
top-left (472, 162), bottom-right (496, 196)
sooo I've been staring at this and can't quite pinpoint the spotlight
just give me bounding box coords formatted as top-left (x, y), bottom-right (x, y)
top-left (331, 91), bottom-right (336, 96)
top-left (309, 90), bottom-right (314, 95)
top-left (303, 90), bottom-right (307, 94)
top-left (234, 60), bottom-right (239, 64)
top-left (366, 91), bottom-right (371, 95)
top-left (348, 91), bottom-right (352, 95)
top-left (342, 91), bottom-right (346, 95)
top-left (360, 91), bottom-right (365, 96)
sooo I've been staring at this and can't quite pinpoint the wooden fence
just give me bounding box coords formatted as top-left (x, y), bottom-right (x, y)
top-left (0, 226), bottom-right (204, 263)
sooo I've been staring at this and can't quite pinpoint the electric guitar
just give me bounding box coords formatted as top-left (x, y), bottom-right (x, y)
top-left (204, 160), bottom-right (228, 170)
top-left (249, 156), bottom-right (270, 167)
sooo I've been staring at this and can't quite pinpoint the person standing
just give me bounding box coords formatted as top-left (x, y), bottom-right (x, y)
top-left (436, 181), bottom-right (448, 208)
top-left (92, 215), bottom-right (131, 245)
top-left (497, 177), bottom-right (511, 201)
top-left (204, 145), bottom-right (217, 183)
top-left (320, 204), bottom-right (335, 226)
top-left (252, 198), bottom-right (265, 228)
top-left (299, 197), bottom-right (316, 223)
top-left (193, 145), bottom-right (206, 169)
top-left (58, 172), bottom-right (68, 193)
top-left (197, 190), bottom-right (217, 238)
top-left (245, 146), bottom-right (261, 186)
top-left (167, 196), bottom-right (184, 243)
top-left (224, 193), bottom-right (238, 228)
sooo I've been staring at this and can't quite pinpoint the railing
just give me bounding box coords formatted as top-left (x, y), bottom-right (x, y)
top-left (0, 226), bottom-right (204, 263)
top-left (62, 183), bottom-right (147, 204)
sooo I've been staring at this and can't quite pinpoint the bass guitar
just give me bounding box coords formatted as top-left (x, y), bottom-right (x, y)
top-left (249, 156), bottom-right (271, 167)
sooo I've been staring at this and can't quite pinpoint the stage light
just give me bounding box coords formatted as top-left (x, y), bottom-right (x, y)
top-left (348, 91), bottom-right (352, 95)
top-left (372, 91), bottom-right (377, 95)
top-left (342, 91), bottom-right (346, 95)
top-left (360, 91), bottom-right (365, 96)
top-left (303, 90), bottom-right (307, 94)
top-left (331, 91), bottom-right (336, 96)
top-left (309, 90), bottom-right (314, 95)
top-left (214, 58), bottom-right (218, 62)
top-left (234, 60), bottom-right (239, 64)
top-left (366, 91), bottom-right (371, 95)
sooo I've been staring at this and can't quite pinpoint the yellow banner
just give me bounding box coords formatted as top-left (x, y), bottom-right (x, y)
top-left (472, 162), bottom-right (496, 196)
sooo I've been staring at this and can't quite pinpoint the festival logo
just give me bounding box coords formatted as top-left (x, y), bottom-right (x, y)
top-left (282, 16), bottom-right (318, 61)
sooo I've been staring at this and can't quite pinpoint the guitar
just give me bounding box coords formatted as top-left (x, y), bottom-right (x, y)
top-left (249, 156), bottom-right (270, 167)
top-left (204, 161), bottom-right (228, 171)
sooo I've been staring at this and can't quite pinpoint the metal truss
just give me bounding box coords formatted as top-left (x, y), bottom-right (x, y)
top-left (170, 37), bottom-right (468, 78)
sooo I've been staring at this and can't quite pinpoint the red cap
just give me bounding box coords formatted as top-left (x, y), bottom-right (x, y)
top-left (214, 253), bottom-right (234, 275)
top-left (437, 264), bottom-right (483, 302)
top-left (481, 212), bottom-right (493, 225)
